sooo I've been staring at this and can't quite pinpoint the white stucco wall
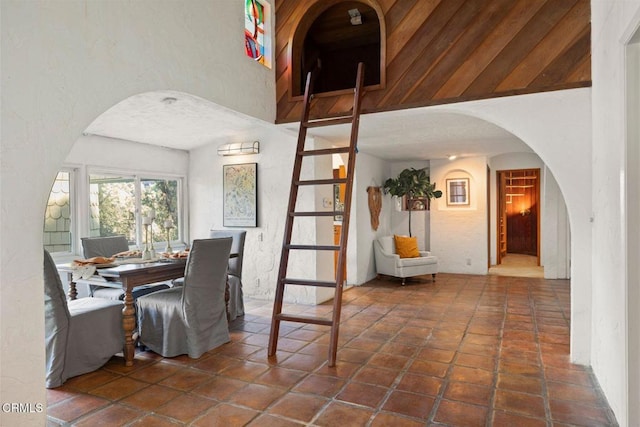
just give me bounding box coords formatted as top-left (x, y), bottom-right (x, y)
top-left (591, 1), bottom-right (640, 425)
top-left (430, 156), bottom-right (489, 274)
top-left (1, 1), bottom-right (275, 424)
top-left (188, 124), bottom-right (329, 304)
top-left (541, 166), bottom-right (570, 279)
top-left (353, 152), bottom-right (391, 284)
top-left (66, 135), bottom-right (190, 175)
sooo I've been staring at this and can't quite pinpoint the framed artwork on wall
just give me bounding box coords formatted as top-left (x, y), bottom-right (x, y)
top-left (446, 178), bottom-right (469, 206)
top-left (223, 163), bottom-right (258, 227)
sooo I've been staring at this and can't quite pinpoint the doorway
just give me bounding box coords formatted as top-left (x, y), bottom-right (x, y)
top-left (291, 1), bottom-right (384, 97)
top-left (497, 169), bottom-right (541, 266)
top-left (333, 164), bottom-right (346, 280)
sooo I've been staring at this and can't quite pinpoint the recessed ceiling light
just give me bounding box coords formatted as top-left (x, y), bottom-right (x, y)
top-left (448, 155), bottom-right (457, 161)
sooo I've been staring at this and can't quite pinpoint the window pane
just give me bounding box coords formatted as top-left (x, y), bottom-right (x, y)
top-left (141, 178), bottom-right (179, 243)
top-left (44, 172), bottom-right (72, 253)
top-left (245, 0), bottom-right (265, 62)
top-left (89, 174), bottom-right (136, 245)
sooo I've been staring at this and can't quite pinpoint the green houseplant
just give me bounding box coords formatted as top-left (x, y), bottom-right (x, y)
top-left (383, 167), bottom-right (443, 236)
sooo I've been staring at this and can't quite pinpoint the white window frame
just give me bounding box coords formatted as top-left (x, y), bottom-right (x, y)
top-left (87, 167), bottom-right (187, 251)
top-left (47, 165), bottom-right (188, 262)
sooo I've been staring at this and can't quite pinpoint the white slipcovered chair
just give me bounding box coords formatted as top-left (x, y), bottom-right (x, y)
top-left (136, 237), bottom-right (232, 358)
top-left (373, 235), bottom-right (438, 285)
top-left (172, 229), bottom-right (246, 321)
top-left (210, 229), bottom-right (246, 321)
top-left (44, 249), bottom-right (124, 388)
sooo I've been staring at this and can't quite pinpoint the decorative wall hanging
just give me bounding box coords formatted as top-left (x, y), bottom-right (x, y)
top-left (367, 186), bottom-right (382, 230)
top-left (223, 163), bottom-right (258, 227)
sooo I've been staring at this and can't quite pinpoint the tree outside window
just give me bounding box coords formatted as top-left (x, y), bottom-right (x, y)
top-left (89, 174), bottom-right (180, 248)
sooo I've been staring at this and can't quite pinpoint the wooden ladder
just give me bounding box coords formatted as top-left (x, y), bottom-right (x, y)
top-left (268, 63), bottom-right (365, 367)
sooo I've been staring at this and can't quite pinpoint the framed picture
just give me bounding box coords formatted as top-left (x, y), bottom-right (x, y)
top-left (223, 163), bottom-right (258, 227)
top-left (446, 178), bottom-right (469, 206)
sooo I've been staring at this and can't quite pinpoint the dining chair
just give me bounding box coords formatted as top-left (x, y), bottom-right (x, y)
top-left (81, 235), bottom-right (170, 300)
top-left (210, 229), bottom-right (246, 320)
top-left (171, 230), bottom-right (246, 321)
top-left (44, 249), bottom-right (124, 388)
top-left (136, 237), bottom-right (232, 358)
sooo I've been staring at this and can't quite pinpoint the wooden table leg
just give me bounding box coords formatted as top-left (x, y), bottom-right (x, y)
top-left (121, 283), bottom-right (136, 366)
top-left (66, 273), bottom-right (78, 300)
top-left (225, 276), bottom-right (230, 322)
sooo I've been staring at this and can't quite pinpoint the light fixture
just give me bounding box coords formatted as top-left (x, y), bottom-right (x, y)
top-left (161, 96), bottom-right (177, 104)
top-left (348, 8), bottom-right (362, 25)
top-left (217, 141), bottom-right (260, 156)
top-left (447, 154), bottom-right (457, 161)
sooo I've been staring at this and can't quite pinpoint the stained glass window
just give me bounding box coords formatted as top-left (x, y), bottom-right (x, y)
top-left (245, 0), bottom-right (270, 68)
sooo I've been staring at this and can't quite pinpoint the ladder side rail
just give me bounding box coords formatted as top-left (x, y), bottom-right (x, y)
top-left (328, 62), bottom-right (365, 366)
top-left (268, 70), bottom-right (315, 357)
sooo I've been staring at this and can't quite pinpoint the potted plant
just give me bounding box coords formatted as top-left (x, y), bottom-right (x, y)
top-left (383, 167), bottom-right (443, 236)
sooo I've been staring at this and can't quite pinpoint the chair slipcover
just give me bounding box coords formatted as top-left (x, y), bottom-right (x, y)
top-left (172, 230), bottom-right (246, 321)
top-left (81, 235), bottom-right (169, 300)
top-left (374, 236), bottom-right (438, 285)
top-left (210, 229), bottom-right (246, 320)
top-left (136, 237), bottom-right (232, 358)
top-left (44, 249), bottom-right (124, 388)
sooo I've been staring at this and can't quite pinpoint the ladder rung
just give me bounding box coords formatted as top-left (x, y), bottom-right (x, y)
top-left (290, 211), bottom-right (337, 217)
top-left (285, 244), bottom-right (340, 251)
top-left (276, 313), bottom-right (333, 326)
top-left (281, 278), bottom-right (337, 288)
top-left (296, 178), bottom-right (347, 186)
top-left (303, 116), bottom-right (353, 128)
top-left (300, 147), bottom-right (350, 156)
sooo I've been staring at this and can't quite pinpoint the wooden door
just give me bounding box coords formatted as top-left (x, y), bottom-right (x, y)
top-left (502, 169), bottom-right (540, 258)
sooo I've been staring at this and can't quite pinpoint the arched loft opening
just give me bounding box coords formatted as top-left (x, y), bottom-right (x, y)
top-left (290, 0), bottom-right (385, 98)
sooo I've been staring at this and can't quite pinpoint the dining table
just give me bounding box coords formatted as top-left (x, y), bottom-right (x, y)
top-left (59, 258), bottom-right (187, 366)
top-left (59, 252), bottom-right (238, 366)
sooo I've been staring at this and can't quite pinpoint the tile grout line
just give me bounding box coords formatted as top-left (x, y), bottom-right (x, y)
top-left (485, 278), bottom-right (507, 427)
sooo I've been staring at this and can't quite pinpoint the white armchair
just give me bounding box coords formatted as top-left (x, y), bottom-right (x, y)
top-left (374, 236), bottom-right (438, 285)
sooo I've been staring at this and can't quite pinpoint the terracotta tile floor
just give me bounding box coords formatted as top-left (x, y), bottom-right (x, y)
top-left (47, 274), bottom-right (619, 426)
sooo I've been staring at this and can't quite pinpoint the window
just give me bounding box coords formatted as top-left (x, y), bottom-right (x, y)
top-left (244, 0), bottom-right (271, 68)
top-left (89, 174), bottom-right (136, 243)
top-left (89, 173), bottom-right (182, 248)
top-left (446, 178), bottom-right (470, 206)
top-left (44, 168), bottom-right (185, 256)
top-left (141, 178), bottom-right (179, 243)
top-left (43, 170), bottom-right (74, 254)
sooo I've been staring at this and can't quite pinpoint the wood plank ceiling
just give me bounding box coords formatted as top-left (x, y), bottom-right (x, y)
top-left (275, 0), bottom-right (591, 124)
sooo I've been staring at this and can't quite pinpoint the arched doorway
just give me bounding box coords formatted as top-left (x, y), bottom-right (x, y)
top-left (290, 0), bottom-right (385, 97)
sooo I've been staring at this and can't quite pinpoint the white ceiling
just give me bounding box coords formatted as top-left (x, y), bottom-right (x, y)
top-left (84, 90), bottom-right (531, 161)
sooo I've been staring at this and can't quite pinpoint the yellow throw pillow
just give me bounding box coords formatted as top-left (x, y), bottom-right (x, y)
top-left (394, 235), bottom-right (420, 258)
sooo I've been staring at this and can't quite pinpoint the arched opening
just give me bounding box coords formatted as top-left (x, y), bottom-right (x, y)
top-left (625, 26), bottom-right (640, 426)
top-left (290, 0), bottom-right (385, 97)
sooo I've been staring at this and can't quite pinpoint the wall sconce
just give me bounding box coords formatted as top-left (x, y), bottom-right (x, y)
top-left (217, 141), bottom-right (260, 156)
